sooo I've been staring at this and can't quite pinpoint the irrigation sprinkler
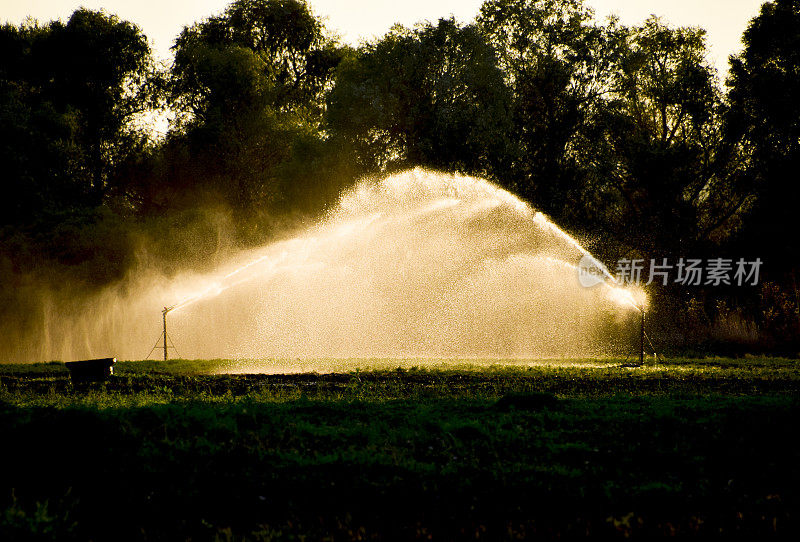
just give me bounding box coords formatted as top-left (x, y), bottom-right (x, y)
top-left (639, 306), bottom-right (645, 365)
top-left (621, 299), bottom-right (650, 368)
top-left (162, 306), bottom-right (173, 361)
top-left (631, 300), bottom-right (660, 366)
top-left (146, 305), bottom-right (178, 361)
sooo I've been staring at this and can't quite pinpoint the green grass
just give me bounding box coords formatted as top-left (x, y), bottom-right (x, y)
top-left (1, 358), bottom-right (798, 540)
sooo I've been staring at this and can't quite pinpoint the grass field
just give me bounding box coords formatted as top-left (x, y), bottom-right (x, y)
top-left (1, 358), bottom-right (799, 540)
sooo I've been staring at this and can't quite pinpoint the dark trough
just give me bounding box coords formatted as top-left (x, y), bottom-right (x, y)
top-left (64, 357), bottom-right (116, 383)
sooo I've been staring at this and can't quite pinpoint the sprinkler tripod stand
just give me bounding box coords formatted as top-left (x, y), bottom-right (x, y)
top-left (622, 303), bottom-right (658, 367)
top-left (146, 305), bottom-right (178, 361)
top-left (639, 306), bottom-right (645, 365)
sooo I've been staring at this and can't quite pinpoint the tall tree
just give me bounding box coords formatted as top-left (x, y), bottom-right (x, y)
top-left (167, 0), bottom-right (342, 211)
top-left (171, 0), bottom-right (340, 128)
top-left (477, 0), bottom-right (619, 222)
top-left (326, 18), bottom-right (512, 177)
top-left (726, 0), bottom-right (800, 270)
top-left (0, 9), bottom-right (156, 225)
top-left (580, 16), bottom-right (745, 259)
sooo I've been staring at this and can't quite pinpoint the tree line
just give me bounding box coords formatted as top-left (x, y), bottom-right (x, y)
top-left (2, 0), bottom-right (799, 352)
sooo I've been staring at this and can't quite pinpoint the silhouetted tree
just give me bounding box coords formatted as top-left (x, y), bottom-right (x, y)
top-left (326, 18), bottom-right (512, 177)
top-left (0, 9), bottom-right (156, 226)
top-left (172, 0), bottom-right (340, 127)
top-left (477, 0), bottom-right (620, 222)
top-left (581, 17), bottom-right (743, 259)
top-left (726, 0), bottom-right (800, 271)
top-left (166, 0), bottom-right (343, 212)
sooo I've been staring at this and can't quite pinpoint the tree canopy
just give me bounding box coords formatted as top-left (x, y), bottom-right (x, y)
top-left (2, 0), bottom-right (800, 351)
top-left (726, 0), bottom-right (800, 269)
top-left (327, 18), bottom-right (511, 176)
top-left (0, 9), bottom-right (154, 226)
top-left (161, 0), bottom-right (344, 213)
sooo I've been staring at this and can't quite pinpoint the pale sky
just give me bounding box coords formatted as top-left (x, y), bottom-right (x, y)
top-left (1, 0), bottom-right (767, 77)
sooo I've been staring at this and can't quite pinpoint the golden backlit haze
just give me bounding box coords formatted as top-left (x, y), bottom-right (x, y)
top-left (2, 169), bottom-right (645, 365)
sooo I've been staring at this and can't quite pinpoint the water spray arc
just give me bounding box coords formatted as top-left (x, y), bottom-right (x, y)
top-left (118, 168), bottom-right (655, 362)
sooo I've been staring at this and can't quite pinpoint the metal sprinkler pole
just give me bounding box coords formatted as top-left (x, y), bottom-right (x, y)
top-left (162, 308), bottom-right (168, 361)
top-left (640, 309), bottom-right (645, 365)
top-left (162, 306), bottom-right (174, 361)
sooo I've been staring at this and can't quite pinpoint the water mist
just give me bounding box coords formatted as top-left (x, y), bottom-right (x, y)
top-left (4, 168), bottom-right (644, 367)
